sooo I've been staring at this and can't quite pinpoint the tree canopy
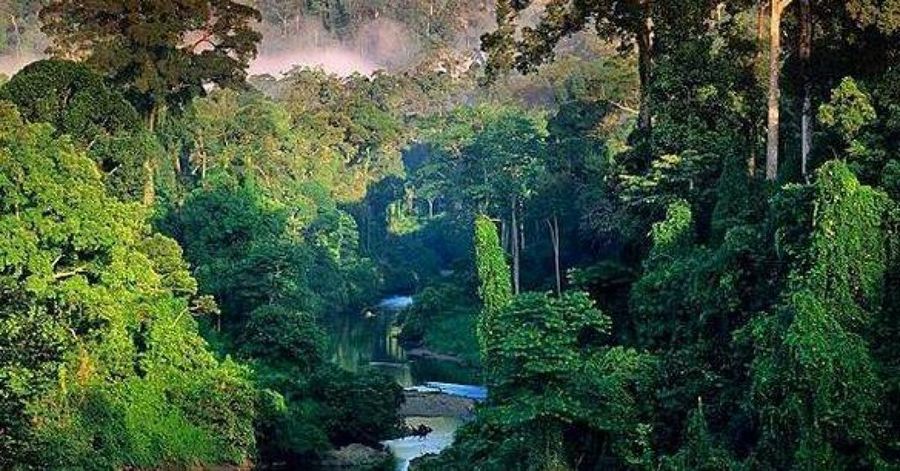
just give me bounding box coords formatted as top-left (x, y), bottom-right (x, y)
top-left (40, 0), bottom-right (262, 124)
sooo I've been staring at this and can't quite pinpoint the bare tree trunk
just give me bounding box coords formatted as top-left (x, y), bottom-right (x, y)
top-left (511, 197), bottom-right (520, 295)
top-left (750, 1), bottom-right (769, 177)
top-left (547, 216), bottom-right (561, 296)
top-left (766, 0), bottom-right (789, 181)
top-left (148, 104), bottom-right (158, 133)
top-left (636, 0), bottom-right (654, 143)
top-left (799, 0), bottom-right (813, 180)
top-left (197, 132), bottom-right (208, 180)
top-left (142, 158), bottom-right (155, 206)
top-left (9, 14), bottom-right (22, 63)
top-left (520, 221), bottom-right (525, 252)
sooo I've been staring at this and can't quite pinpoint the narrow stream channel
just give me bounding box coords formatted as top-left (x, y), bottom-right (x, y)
top-left (328, 295), bottom-right (485, 470)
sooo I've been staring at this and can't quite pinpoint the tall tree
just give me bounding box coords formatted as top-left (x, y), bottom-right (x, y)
top-left (746, 161), bottom-right (888, 467)
top-left (39, 0), bottom-right (262, 129)
top-left (766, 0), bottom-right (791, 181)
top-left (0, 59), bottom-right (160, 204)
top-left (474, 214), bottom-right (513, 365)
top-left (799, 0), bottom-right (813, 179)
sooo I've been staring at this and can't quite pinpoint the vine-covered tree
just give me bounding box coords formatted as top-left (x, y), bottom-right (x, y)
top-left (474, 214), bottom-right (513, 362)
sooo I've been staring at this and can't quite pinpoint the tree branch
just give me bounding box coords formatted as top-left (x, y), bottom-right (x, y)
top-left (53, 265), bottom-right (89, 280)
top-left (605, 99), bottom-right (640, 115)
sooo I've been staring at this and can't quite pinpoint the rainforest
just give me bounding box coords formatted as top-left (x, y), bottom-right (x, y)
top-left (0, 0), bottom-right (898, 470)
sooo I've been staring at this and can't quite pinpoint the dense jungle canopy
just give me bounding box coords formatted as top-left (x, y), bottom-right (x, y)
top-left (0, 0), bottom-right (899, 470)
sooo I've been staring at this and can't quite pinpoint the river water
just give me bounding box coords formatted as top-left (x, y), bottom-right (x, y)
top-left (327, 295), bottom-right (485, 470)
top-left (328, 295), bottom-right (480, 386)
top-left (381, 416), bottom-right (463, 471)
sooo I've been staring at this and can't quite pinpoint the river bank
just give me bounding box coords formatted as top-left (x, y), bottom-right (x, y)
top-left (316, 387), bottom-right (480, 471)
top-left (324, 294), bottom-right (485, 471)
top-left (382, 385), bottom-right (484, 471)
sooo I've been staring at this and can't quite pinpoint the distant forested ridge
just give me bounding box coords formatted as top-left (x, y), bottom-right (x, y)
top-left (0, 0), bottom-right (899, 470)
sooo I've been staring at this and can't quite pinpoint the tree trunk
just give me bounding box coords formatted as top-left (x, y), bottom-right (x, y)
top-left (147, 102), bottom-right (160, 133)
top-left (9, 15), bottom-right (22, 63)
top-left (197, 132), bottom-right (208, 180)
top-left (799, 0), bottom-right (813, 180)
top-left (142, 158), bottom-right (155, 206)
top-left (750, 1), bottom-right (768, 177)
top-left (766, 0), bottom-right (788, 181)
top-left (511, 197), bottom-right (520, 295)
top-left (520, 221), bottom-right (525, 252)
top-left (636, 0), bottom-right (654, 144)
top-left (547, 216), bottom-right (561, 296)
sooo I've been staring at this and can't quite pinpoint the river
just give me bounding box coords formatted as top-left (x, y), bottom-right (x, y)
top-left (329, 295), bottom-right (481, 386)
top-left (327, 295), bottom-right (485, 471)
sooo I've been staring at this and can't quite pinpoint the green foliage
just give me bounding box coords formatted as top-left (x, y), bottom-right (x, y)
top-left (0, 60), bottom-right (161, 203)
top-left (263, 69), bottom-right (407, 202)
top-left (40, 0), bottom-right (262, 117)
top-left (660, 403), bottom-right (741, 471)
top-left (744, 160), bottom-right (888, 469)
top-left (0, 105), bottom-right (255, 468)
top-left (159, 87), bottom-right (401, 465)
top-left (474, 215), bottom-right (513, 362)
top-left (89, 131), bottom-right (161, 203)
top-left (242, 305), bottom-right (326, 372)
top-left (649, 199), bottom-right (694, 259)
top-left (0, 59), bottom-right (140, 143)
top-left (818, 77), bottom-right (887, 184)
top-left (307, 367), bottom-right (404, 446)
top-left (399, 282), bottom-right (481, 366)
top-left (4, 2), bottom-right (900, 469)
top-left (427, 291), bottom-right (656, 470)
top-left (819, 77), bottom-right (877, 145)
top-left (252, 364), bottom-right (403, 463)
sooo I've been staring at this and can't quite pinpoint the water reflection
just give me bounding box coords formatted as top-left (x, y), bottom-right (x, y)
top-left (327, 295), bottom-right (479, 386)
top-left (327, 295), bottom-right (484, 471)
